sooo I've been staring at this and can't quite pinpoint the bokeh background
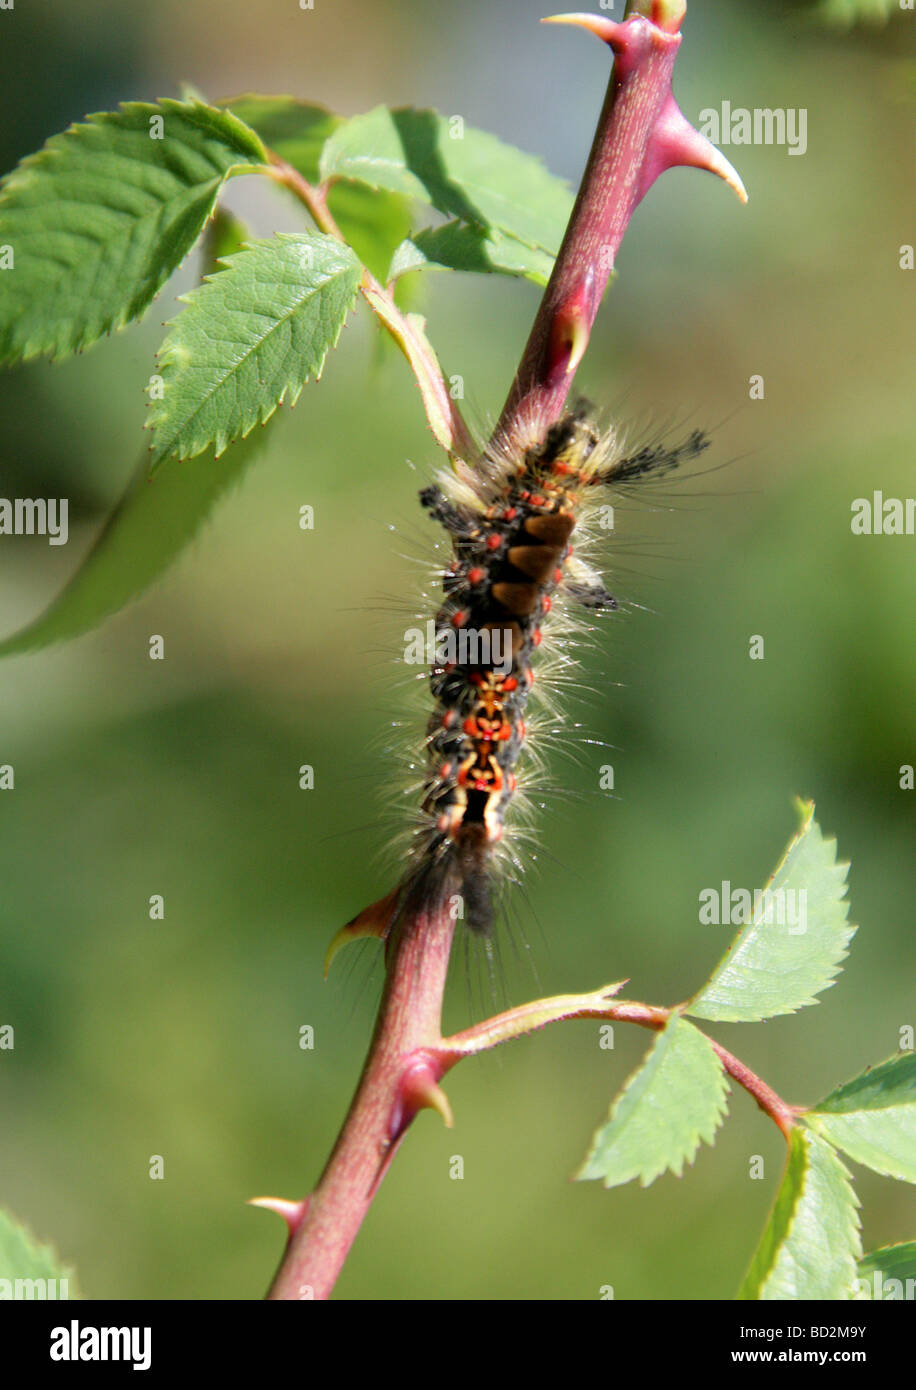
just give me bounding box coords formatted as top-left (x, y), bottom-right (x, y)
top-left (0, 0), bottom-right (914, 1300)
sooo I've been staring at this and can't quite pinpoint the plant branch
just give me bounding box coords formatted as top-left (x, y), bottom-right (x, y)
top-left (492, 4), bottom-right (745, 455)
top-left (433, 982), bottom-right (657, 1058)
top-left (262, 956), bottom-right (795, 1297)
top-left (433, 988), bottom-right (796, 1138)
top-left (707, 1040), bottom-right (797, 1139)
top-left (261, 0), bottom-right (750, 1301)
top-left (266, 155), bottom-right (476, 461)
top-left (264, 897), bottom-right (457, 1301)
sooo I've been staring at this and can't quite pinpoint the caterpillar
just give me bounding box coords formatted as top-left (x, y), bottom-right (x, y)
top-left (330, 400), bottom-right (710, 964)
top-left (394, 400), bottom-right (710, 936)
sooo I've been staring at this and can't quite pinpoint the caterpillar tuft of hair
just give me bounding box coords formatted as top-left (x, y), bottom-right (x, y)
top-left (385, 399), bottom-right (710, 938)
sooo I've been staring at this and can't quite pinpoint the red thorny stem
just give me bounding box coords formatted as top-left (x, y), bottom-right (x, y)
top-left (264, 901), bottom-right (456, 1300)
top-left (262, 0), bottom-right (750, 1299)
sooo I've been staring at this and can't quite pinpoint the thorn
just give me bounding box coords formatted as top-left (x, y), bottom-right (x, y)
top-left (247, 1195), bottom-right (310, 1235)
top-left (640, 95), bottom-right (748, 204)
top-left (541, 12), bottom-right (627, 50)
top-left (547, 273), bottom-right (594, 385)
top-left (323, 887), bottom-right (401, 978)
top-left (631, 0), bottom-right (687, 32)
top-left (401, 1064), bottom-right (454, 1129)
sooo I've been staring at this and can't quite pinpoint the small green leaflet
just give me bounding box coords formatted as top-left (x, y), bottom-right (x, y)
top-left (0, 1208), bottom-right (77, 1297)
top-left (738, 1129), bottom-right (861, 1300)
top-left (390, 222), bottom-right (556, 287)
top-left (203, 205), bottom-right (251, 264)
top-left (577, 1015), bottom-right (729, 1188)
top-left (224, 94), bottom-right (340, 182)
top-left (225, 95), bottom-right (411, 283)
top-left (0, 209), bottom-right (269, 658)
top-left (688, 801), bottom-right (855, 1023)
top-left (325, 181), bottom-right (411, 284)
top-left (148, 232), bottom-right (361, 465)
top-left (319, 106), bottom-right (573, 256)
top-left (806, 1052), bottom-right (916, 1183)
top-left (0, 100), bottom-right (267, 364)
top-left (854, 1243), bottom-right (916, 1299)
top-left (0, 434), bottom-right (264, 658)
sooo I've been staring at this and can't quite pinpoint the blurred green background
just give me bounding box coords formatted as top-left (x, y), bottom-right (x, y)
top-left (0, 0), bottom-right (914, 1300)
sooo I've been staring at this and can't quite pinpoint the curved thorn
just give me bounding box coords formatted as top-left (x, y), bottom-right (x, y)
top-left (541, 12), bottom-right (627, 48)
top-left (426, 1081), bottom-right (454, 1129)
top-left (324, 887), bottom-right (400, 978)
top-left (643, 96), bottom-right (748, 203)
top-left (248, 1196), bottom-right (310, 1235)
top-left (401, 1062), bottom-right (455, 1129)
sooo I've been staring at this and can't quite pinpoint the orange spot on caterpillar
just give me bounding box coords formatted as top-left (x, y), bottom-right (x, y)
top-left (467, 567), bottom-right (485, 585)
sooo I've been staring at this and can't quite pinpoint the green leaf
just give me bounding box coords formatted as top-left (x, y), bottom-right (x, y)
top-left (390, 222), bottom-right (556, 286)
top-left (0, 433), bottom-right (264, 658)
top-left (0, 1208), bottom-right (77, 1297)
top-left (224, 95), bottom-right (411, 283)
top-left (148, 232), bottom-right (361, 465)
top-left (0, 199), bottom-right (274, 659)
top-left (738, 1129), bottom-right (861, 1300)
top-left (687, 801), bottom-right (855, 1023)
top-left (319, 106), bottom-right (573, 254)
top-left (224, 94), bottom-right (339, 182)
top-left (0, 100), bottom-right (268, 364)
top-left (202, 205), bottom-right (251, 265)
top-left (806, 1052), bottom-right (916, 1183)
top-left (576, 1015), bottom-right (729, 1188)
top-left (326, 182), bottom-right (411, 283)
top-left (854, 1243), bottom-right (916, 1299)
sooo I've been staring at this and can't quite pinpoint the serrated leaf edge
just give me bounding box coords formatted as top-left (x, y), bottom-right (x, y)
top-left (148, 232), bottom-right (360, 465)
top-left (576, 1016), bottom-right (730, 1190)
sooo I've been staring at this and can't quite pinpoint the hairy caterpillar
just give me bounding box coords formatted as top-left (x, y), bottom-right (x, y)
top-left (332, 401), bottom-right (710, 963)
top-left (384, 400), bottom-right (710, 937)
